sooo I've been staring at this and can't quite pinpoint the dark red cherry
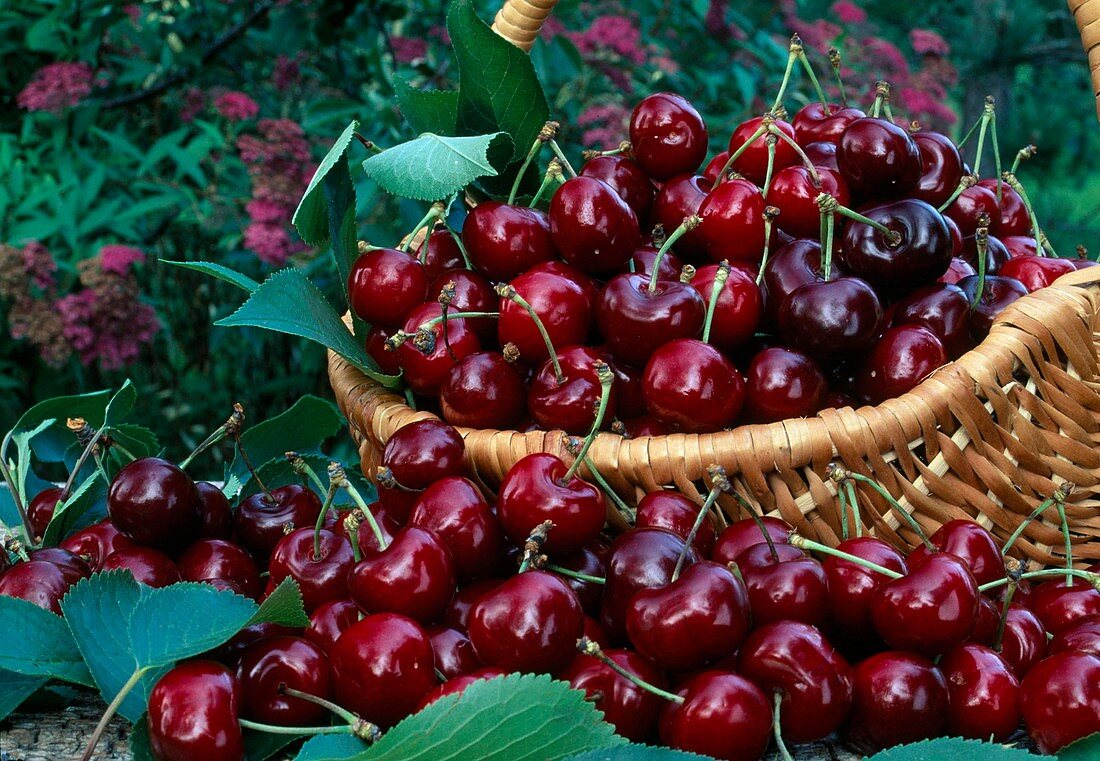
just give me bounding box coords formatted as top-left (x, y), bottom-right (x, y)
top-left (891, 283), bottom-right (972, 358)
top-left (0, 560), bottom-right (80, 613)
top-left (597, 272), bottom-right (705, 368)
top-left (30, 546), bottom-right (90, 579)
top-left (347, 247), bottom-right (428, 329)
top-left (601, 528), bottom-right (697, 640)
top-left (802, 141), bottom-right (839, 170)
top-left (696, 179), bottom-right (766, 263)
top-left (337, 501), bottom-right (401, 557)
top-left (305, 598), bottom-right (359, 653)
top-left (528, 345), bottom-right (618, 434)
top-left (580, 154), bottom-right (655, 219)
top-left (26, 487), bottom-right (61, 539)
top-left (627, 561), bottom-right (751, 672)
top-left (408, 477), bottom-right (503, 582)
top-left (208, 622), bottom-right (302, 666)
top-left (907, 519), bottom-right (1005, 587)
top-left (444, 579), bottom-right (502, 631)
top-left (650, 174), bottom-right (711, 260)
top-left (726, 117), bottom-right (798, 185)
top-left (945, 214), bottom-right (964, 255)
top-left (498, 270), bottom-right (592, 365)
top-left (630, 93), bottom-right (708, 181)
top-left (938, 256), bottom-right (976, 285)
top-left (856, 325), bottom-right (946, 404)
top-left (269, 527), bottom-right (354, 613)
top-left (621, 415), bottom-right (674, 438)
top-left (551, 544), bottom-right (608, 616)
top-left (234, 484), bottom-right (322, 558)
top-left (969, 595), bottom-right (1001, 646)
top-left (102, 546), bottom-right (180, 587)
top-left (769, 166), bottom-right (850, 240)
top-left (792, 102), bottom-right (866, 145)
top-left (496, 453), bottom-right (604, 555)
top-left (745, 347), bottom-right (826, 422)
top-left (1028, 579), bottom-right (1100, 635)
top-left (939, 643), bottom-right (1020, 741)
top-left (550, 176), bottom-right (641, 275)
top-left (365, 325), bottom-right (403, 377)
top-left (1020, 651), bottom-right (1100, 753)
top-left (600, 349), bottom-right (647, 418)
top-left (60, 520), bottom-right (134, 572)
top-left (711, 517), bottom-right (792, 565)
top-left (778, 277), bottom-right (883, 358)
top-left (413, 228), bottom-right (465, 277)
top-left (107, 457), bottom-right (202, 550)
top-left (824, 537), bottom-right (909, 641)
top-left (194, 482), bottom-right (232, 539)
top-left (998, 255), bottom-right (1075, 292)
top-left (329, 613), bottom-right (436, 728)
top-left (999, 604), bottom-right (1047, 677)
top-left (737, 620), bottom-right (855, 742)
top-left (760, 239), bottom-right (843, 326)
top-left (945, 185), bottom-right (1001, 237)
top-left (837, 117), bottom-right (921, 199)
top-left (468, 570), bottom-right (583, 674)
top-left (563, 648), bottom-right (669, 742)
top-left (839, 199), bottom-right (953, 288)
top-left (659, 671), bottom-right (772, 761)
top-left (461, 201), bottom-right (555, 281)
top-left (689, 263), bottom-right (762, 352)
top-left (976, 179), bottom-right (1030, 236)
top-left (439, 351), bottom-right (527, 430)
top-left (414, 667), bottom-right (507, 709)
top-left (630, 244), bottom-right (683, 283)
top-left (395, 301), bottom-right (481, 396)
top-left (960, 232), bottom-right (1011, 274)
top-left (635, 490), bottom-right (716, 556)
top-left (1050, 615), bottom-right (1100, 658)
top-left (643, 338), bottom-right (744, 433)
top-left (872, 553), bottom-right (979, 655)
top-left (956, 274), bottom-right (1027, 341)
top-left (237, 635), bottom-right (332, 726)
top-left (382, 419), bottom-right (466, 490)
top-left (147, 661), bottom-right (244, 761)
top-left (347, 526), bottom-right (455, 624)
top-left (844, 651), bottom-right (948, 754)
top-left (428, 625), bottom-right (482, 679)
top-left (912, 131), bottom-right (964, 208)
top-left (427, 267), bottom-right (497, 339)
top-left (740, 547), bottom-right (830, 627)
top-left (703, 151), bottom-right (730, 182)
top-left (178, 539), bottom-right (262, 600)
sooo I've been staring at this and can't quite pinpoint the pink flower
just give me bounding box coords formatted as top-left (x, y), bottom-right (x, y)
top-left (180, 88), bottom-right (206, 123)
top-left (577, 103), bottom-right (630, 149)
top-left (862, 36), bottom-right (910, 78)
top-left (391, 36), bottom-right (428, 64)
top-left (831, 0), bottom-right (867, 24)
top-left (570, 15), bottom-right (646, 65)
top-left (245, 199), bottom-right (288, 224)
top-left (789, 19), bottom-right (842, 51)
top-left (21, 242), bottom-right (56, 291)
top-left (99, 245), bottom-right (145, 275)
top-left (910, 29), bottom-right (950, 56)
top-left (17, 62), bottom-right (94, 113)
top-left (272, 55), bottom-right (301, 91)
top-left (214, 91), bottom-right (259, 122)
top-left (244, 222), bottom-right (298, 265)
top-left (705, 0), bottom-right (729, 36)
top-left (55, 265), bottom-right (160, 371)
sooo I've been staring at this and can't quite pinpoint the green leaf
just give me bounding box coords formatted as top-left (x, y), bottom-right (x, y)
top-left (447, 0), bottom-right (549, 163)
top-left (103, 379), bottom-right (137, 428)
top-left (0, 670), bottom-right (48, 722)
top-left (565, 747), bottom-right (712, 761)
top-left (322, 150), bottom-right (360, 318)
top-left (109, 424), bottom-right (161, 460)
top-left (294, 120), bottom-right (359, 248)
top-left (41, 471), bottom-right (107, 546)
top-left (9, 388), bottom-right (112, 439)
top-left (357, 674), bottom-right (623, 761)
top-left (865, 737), bottom-right (1053, 761)
top-left (130, 716), bottom-right (155, 761)
top-left (162, 260), bottom-right (259, 292)
top-left (1058, 732), bottom-right (1100, 759)
top-left (228, 395), bottom-right (343, 486)
top-left (245, 577), bottom-right (309, 629)
top-left (362, 132), bottom-right (509, 201)
top-left (394, 76), bottom-right (459, 135)
top-left (215, 269), bottom-right (400, 389)
top-left (0, 596), bottom-right (93, 686)
top-left (295, 734), bottom-right (371, 761)
top-left (246, 729), bottom-right (308, 761)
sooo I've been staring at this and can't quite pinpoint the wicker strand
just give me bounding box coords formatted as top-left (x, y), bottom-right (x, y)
top-left (1069, 0), bottom-right (1100, 118)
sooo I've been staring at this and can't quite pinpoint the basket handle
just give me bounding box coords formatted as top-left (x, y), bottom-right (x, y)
top-left (491, 0), bottom-right (560, 52)
top-left (1069, 0), bottom-right (1100, 119)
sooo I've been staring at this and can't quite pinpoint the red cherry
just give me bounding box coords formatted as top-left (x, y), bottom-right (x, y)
top-left (642, 338), bottom-right (745, 433)
top-left (769, 165), bottom-right (850, 239)
top-left (957, 274), bottom-right (1027, 341)
top-left (891, 283), bottom-right (972, 359)
top-left (938, 256), bottom-right (977, 285)
top-left (237, 635), bottom-right (332, 726)
top-left (414, 667), bottom-right (507, 709)
top-left (824, 536), bottom-right (909, 641)
top-left (945, 185), bottom-right (1002, 237)
top-left (102, 546), bottom-right (180, 588)
top-left (551, 544), bottom-right (608, 616)
top-left (26, 487), bottom-right (61, 539)
top-left (1002, 234), bottom-right (1039, 259)
top-left (428, 625), bottom-right (482, 679)
top-left (872, 553), bottom-right (979, 655)
top-left (305, 598), bottom-right (359, 653)
top-left (601, 528), bottom-right (697, 640)
top-left (844, 651), bottom-right (948, 754)
top-left (412, 228), bottom-right (465, 277)
top-left (802, 141), bottom-right (839, 170)
top-left (650, 174), bottom-right (711, 260)
top-left (998, 254), bottom-right (1075, 292)
top-left (711, 517), bottom-right (792, 565)
top-left (791, 102), bottom-right (866, 145)
top-left (107, 457), bottom-right (202, 550)
top-left (269, 527), bottom-right (354, 613)
top-left (365, 326), bottom-right (403, 377)
top-left (427, 267), bottom-right (497, 339)
top-left (737, 620), bottom-right (855, 742)
top-left (580, 154), bottom-right (655, 219)
top-left (960, 232), bottom-right (1011, 275)
top-left (659, 671), bottom-right (772, 761)
top-left (439, 351), bottom-right (527, 430)
top-left (563, 648), bottom-right (669, 742)
top-left (468, 570), bottom-right (583, 674)
top-left (998, 604), bottom-right (1048, 677)
top-left (912, 131), bottom-right (964, 208)
top-left (939, 643), bottom-right (1020, 740)
top-left (395, 302), bottom-right (481, 396)
top-left (329, 613), bottom-right (437, 727)
top-left (690, 263), bottom-right (762, 352)
top-left (635, 491), bottom-right (717, 556)
top-left (1050, 615), bottom-right (1100, 658)
top-left (497, 270), bottom-right (592, 365)
top-left (347, 247), bottom-right (427, 329)
top-left (0, 560), bottom-right (80, 613)
top-left (630, 244), bottom-right (684, 283)
top-left (839, 199), bottom-right (954, 288)
top-left (336, 501), bottom-right (400, 557)
top-left (382, 419), bottom-right (465, 490)
top-left (597, 272), bottom-right (706, 369)
top-left (178, 539), bottom-right (262, 600)
top-left (744, 347), bottom-right (827, 422)
top-left (696, 179), bottom-right (767, 263)
top-left (234, 484), bottom-right (322, 558)
top-left (444, 579), bottom-right (502, 631)
top-left (461, 201), bottom-right (555, 281)
top-left (1020, 651), bottom-right (1100, 753)
top-left (60, 519), bottom-right (134, 572)
top-left (726, 117), bottom-right (798, 185)
top-left (702, 151), bottom-right (730, 182)
top-left (347, 526), bottom-right (455, 624)
top-left (739, 545), bottom-right (830, 627)
top-left (528, 345), bottom-right (619, 434)
top-left (856, 325), bottom-right (946, 404)
top-left (601, 349), bottom-right (648, 418)
top-left (836, 117), bottom-right (921, 199)
top-left (621, 415), bottom-right (674, 438)
top-left (147, 661), bottom-right (244, 761)
top-left (630, 93), bottom-right (708, 181)
top-left (550, 176), bottom-right (641, 275)
top-left (1028, 579), bottom-right (1100, 635)
top-left (778, 277), bottom-right (883, 359)
top-left (194, 482), bottom-right (233, 539)
top-left (496, 453), bottom-right (604, 555)
top-left (408, 477), bottom-right (503, 582)
top-left (907, 519), bottom-right (1005, 587)
top-left (760, 239), bottom-right (845, 327)
top-left (977, 178), bottom-right (1030, 236)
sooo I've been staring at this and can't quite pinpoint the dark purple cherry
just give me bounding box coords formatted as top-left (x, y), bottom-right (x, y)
top-left (597, 272), bottom-right (705, 368)
top-left (939, 643), bottom-right (1021, 741)
top-left (891, 283), bottom-right (972, 358)
top-left (856, 325), bottom-right (946, 404)
top-left (147, 661), bottom-right (244, 761)
top-left (234, 485), bottom-right (323, 558)
top-left (839, 199), bottom-right (952, 288)
top-left (745, 347), bottom-right (827, 422)
top-left (956, 274), bottom-right (1027, 341)
top-left (778, 277), bottom-right (883, 359)
top-left (837, 117), bottom-right (921, 199)
top-left (912, 131), bottom-right (964, 208)
top-left (461, 201), bottom-right (555, 281)
top-left (107, 457), bottom-right (202, 550)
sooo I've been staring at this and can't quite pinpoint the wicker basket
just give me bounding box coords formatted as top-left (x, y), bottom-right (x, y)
top-left (330, 0), bottom-right (1100, 567)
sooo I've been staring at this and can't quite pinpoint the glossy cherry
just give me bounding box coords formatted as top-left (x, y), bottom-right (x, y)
top-left (305, 598), bottom-right (359, 654)
top-left (444, 578), bottom-right (503, 631)
top-left (0, 560), bottom-right (80, 613)
top-left (60, 519), bottom-right (134, 571)
top-left (101, 546), bottom-right (180, 587)
top-left (907, 519), bottom-right (1005, 586)
top-left (629, 93), bottom-right (708, 181)
top-left (630, 244), bottom-right (683, 282)
top-left (382, 419), bottom-right (465, 490)
top-left (234, 484), bottom-right (323, 558)
top-left (643, 338), bottom-right (744, 433)
top-left (347, 247), bottom-right (427, 329)
top-left (461, 201), bottom-right (555, 281)
top-left (977, 178), bottom-right (1030, 236)
top-left (147, 660), bottom-right (244, 761)
top-left (1002, 234), bottom-right (1038, 259)
top-left (177, 538), bottom-right (262, 600)
top-left (726, 116), bottom-right (798, 185)
top-left (414, 667), bottom-right (507, 710)
top-left (844, 651), bottom-right (948, 754)
top-left (769, 165), bottom-right (850, 239)
top-left (999, 254), bottom-right (1075, 292)
top-left (744, 347), bottom-right (827, 422)
top-left (760, 239), bottom-right (841, 326)
top-left (427, 267), bottom-right (497, 339)
top-left (597, 272), bottom-right (705, 368)
top-left (891, 283), bottom-right (972, 358)
top-left (439, 351), bottom-right (527, 429)
top-left (1019, 651), bottom-right (1100, 753)
top-left (696, 178), bottom-right (767, 263)
top-left (841, 199), bottom-right (953, 289)
top-left (938, 256), bottom-right (977, 285)
top-left (824, 536), bottom-right (909, 641)
top-left (837, 117), bottom-right (921, 199)
top-left (960, 232), bottom-right (1011, 274)
top-left (1028, 579), bottom-right (1100, 635)
top-left (659, 671), bottom-right (772, 761)
top-left (778, 277), bottom-right (883, 358)
top-left (740, 544), bottom-right (830, 627)
top-left (497, 270), bottom-right (591, 365)
top-left (998, 604), bottom-right (1048, 677)
top-left (347, 526), bottom-right (456, 624)
top-left (408, 477), bottom-right (503, 582)
top-left (601, 349), bottom-right (647, 418)
top-left (237, 635), bottom-right (332, 726)
top-left (365, 325), bottom-right (403, 377)
top-left (649, 174), bottom-right (711, 260)
top-left (580, 154), bottom-right (655, 219)
top-left (496, 453), bottom-right (604, 555)
top-left (635, 490), bottom-right (717, 556)
top-left (413, 228), bottom-right (465, 277)
top-left (551, 544), bottom-right (608, 616)
top-left (428, 625), bottom-right (482, 679)
top-left (689, 263), bottom-right (762, 352)
top-left (1050, 615), bottom-right (1100, 657)
top-left (395, 301), bottom-right (481, 396)
top-left (528, 345), bottom-right (618, 434)
top-left (872, 553), bottom-right (979, 655)
top-left (711, 517), bottom-right (792, 565)
top-left (336, 501), bottom-right (401, 557)
top-left (945, 185), bottom-right (1001, 238)
top-left (911, 130), bottom-right (963, 207)
top-left (956, 274), bottom-right (1028, 340)
top-left (26, 487), bottom-right (61, 539)
top-left (550, 176), bottom-right (641, 274)
top-left (802, 141), bottom-right (838, 169)
top-left (269, 527), bottom-right (354, 613)
top-left (856, 325), bottom-right (946, 404)
top-left (939, 642), bottom-right (1020, 740)
top-left (107, 457), bottom-right (202, 550)
top-left (563, 648), bottom-right (669, 742)
top-left (601, 528), bottom-right (696, 639)
top-left (791, 102), bottom-right (865, 145)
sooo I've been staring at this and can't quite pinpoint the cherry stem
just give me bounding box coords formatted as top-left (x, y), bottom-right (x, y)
top-left (772, 691), bottom-right (795, 761)
top-left (58, 419), bottom-right (105, 507)
top-left (672, 466), bottom-right (729, 581)
top-left (1010, 145), bottom-right (1036, 176)
top-left (770, 37), bottom-right (800, 112)
top-left (518, 520), bottom-right (554, 573)
top-left (234, 430), bottom-right (272, 502)
top-left (546, 564), bottom-right (606, 584)
top-left (846, 480), bottom-right (862, 538)
top-left (313, 480), bottom-right (339, 561)
top-left (768, 124), bottom-right (821, 187)
top-left (561, 363), bottom-right (614, 483)
top-left (238, 719), bottom-right (354, 737)
top-left (715, 121), bottom-right (769, 184)
top-left (702, 262), bottom-right (730, 345)
top-left (330, 462), bottom-right (388, 551)
top-left (818, 193), bottom-right (900, 244)
top-left (495, 284), bottom-right (563, 383)
top-left (529, 159), bottom-right (565, 208)
top-left (1002, 172), bottom-right (1054, 257)
top-left (936, 175), bottom-right (977, 213)
top-left (756, 207), bottom-right (780, 286)
top-left (1056, 499), bottom-right (1074, 587)
top-left (729, 489), bottom-right (781, 563)
top-left (577, 637), bottom-right (684, 704)
top-left (992, 577), bottom-right (1017, 652)
top-left (286, 452), bottom-right (328, 494)
top-left (762, 136), bottom-right (778, 197)
top-left (354, 133), bottom-right (384, 154)
top-left (837, 476), bottom-right (850, 541)
top-left (828, 47), bottom-right (848, 107)
top-left (399, 202), bottom-right (445, 253)
top-left (843, 471), bottom-right (933, 550)
top-left (647, 216), bottom-right (702, 295)
top-left (415, 311), bottom-right (501, 332)
top-left (970, 223), bottom-right (989, 307)
top-left (971, 97), bottom-right (995, 179)
top-left (279, 686), bottom-right (364, 728)
top-left (0, 452), bottom-right (28, 540)
top-left (547, 138), bottom-right (577, 178)
top-left (979, 568), bottom-right (1100, 593)
top-left (797, 48), bottom-right (831, 114)
top-left (508, 122), bottom-right (557, 205)
top-left (444, 224), bottom-right (474, 269)
top-left (563, 445), bottom-right (632, 519)
top-left (1000, 492), bottom-right (1066, 557)
top-left (789, 534), bottom-right (904, 579)
top-left (81, 666), bottom-right (150, 761)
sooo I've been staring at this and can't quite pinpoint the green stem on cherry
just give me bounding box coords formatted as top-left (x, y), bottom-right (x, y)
top-left (1056, 499), bottom-right (1075, 588)
top-left (969, 218), bottom-right (990, 308)
top-left (845, 480), bottom-right (862, 538)
top-left (58, 418), bottom-right (105, 506)
top-left (495, 283), bottom-right (563, 383)
top-left (561, 363), bottom-right (615, 483)
top-left (702, 262), bottom-right (731, 345)
top-left (788, 534), bottom-right (905, 579)
top-left (672, 465), bottom-right (729, 581)
top-left (992, 577), bottom-right (1018, 653)
top-left (772, 691), bottom-right (795, 761)
top-left (762, 135), bottom-right (778, 198)
top-left (312, 480), bottom-right (340, 561)
top-left (331, 462), bottom-right (387, 552)
top-left (577, 637), bottom-right (685, 704)
top-left (971, 96), bottom-right (995, 179)
top-left (841, 469), bottom-right (934, 551)
top-left (875, 81), bottom-right (895, 123)
top-left (771, 36), bottom-right (801, 113)
top-left (729, 489), bottom-right (781, 563)
top-left (837, 473), bottom-right (850, 541)
top-left (715, 120), bottom-right (770, 184)
top-left (647, 216), bottom-right (702, 295)
top-left (583, 455), bottom-right (634, 521)
top-left (546, 564), bottom-right (606, 584)
top-left (529, 159), bottom-right (565, 208)
top-left (547, 138), bottom-right (577, 178)
top-left (81, 666), bottom-right (151, 761)
top-left (797, 46), bottom-right (831, 114)
top-left (1000, 491), bottom-right (1065, 558)
top-left (979, 568), bottom-right (1100, 594)
top-left (816, 193), bottom-right (901, 245)
top-left (238, 719), bottom-right (358, 737)
top-left (756, 206), bottom-right (780, 287)
top-left (936, 174), bottom-right (978, 214)
top-left (1010, 144), bottom-right (1037, 176)
top-left (518, 520), bottom-right (554, 573)
top-left (398, 202), bottom-right (445, 253)
top-left (286, 452), bottom-right (328, 494)
top-left (279, 686), bottom-right (370, 733)
top-left (767, 125), bottom-right (822, 187)
top-left (507, 121), bottom-right (558, 205)
top-left (828, 47), bottom-right (848, 107)
top-left (1002, 172), bottom-right (1054, 257)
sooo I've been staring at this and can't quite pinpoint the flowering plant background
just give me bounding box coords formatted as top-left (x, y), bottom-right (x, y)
top-left (1, 0), bottom-right (1097, 474)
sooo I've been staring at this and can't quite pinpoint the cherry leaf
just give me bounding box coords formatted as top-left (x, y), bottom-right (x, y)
top-left (361, 132), bottom-right (511, 202)
top-left (0, 595), bottom-right (93, 687)
top-left (865, 737), bottom-right (1053, 760)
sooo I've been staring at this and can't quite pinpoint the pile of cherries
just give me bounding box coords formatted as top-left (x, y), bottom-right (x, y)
top-left (350, 77), bottom-right (1094, 436)
top-left (4, 415), bottom-right (1099, 760)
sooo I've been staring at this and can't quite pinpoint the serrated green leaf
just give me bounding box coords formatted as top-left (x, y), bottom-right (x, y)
top-left (162, 260), bottom-right (259, 292)
top-left (1057, 732), bottom-right (1100, 759)
top-left (128, 583), bottom-right (257, 668)
top-left (447, 0), bottom-right (549, 164)
top-left (394, 76), bottom-right (459, 135)
top-left (228, 395), bottom-right (343, 486)
top-left (362, 132), bottom-right (509, 201)
top-left (865, 737), bottom-right (1053, 761)
top-left (322, 152), bottom-right (360, 318)
top-left (103, 379), bottom-right (137, 428)
top-left (566, 747), bottom-right (712, 761)
top-left (357, 674), bottom-right (624, 761)
top-left (215, 270), bottom-right (400, 389)
top-left (11, 418), bottom-right (53, 508)
top-left (108, 424), bottom-right (161, 460)
top-left (295, 734), bottom-right (371, 761)
top-left (246, 577), bottom-right (309, 629)
top-left (0, 596), bottom-right (93, 686)
top-left (10, 388), bottom-right (112, 439)
top-left (0, 670), bottom-right (48, 722)
top-left (41, 471), bottom-right (107, 546)
top-left (295, 120), bottom-right (359, 247)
